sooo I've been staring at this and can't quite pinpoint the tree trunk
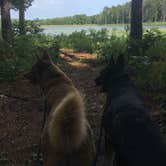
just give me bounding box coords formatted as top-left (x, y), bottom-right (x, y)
top-left (19, 0), bottom-right (25, 35)
top-left (130, 0), bottom-right (143, 40)
top-left (1, 0), bottom-right (13, 58)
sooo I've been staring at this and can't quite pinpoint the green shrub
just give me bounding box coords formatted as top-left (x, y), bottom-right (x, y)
top-left (95, 34), bottom-right (127, 61)
top-left (55, 33), bottom-right (70, 49)
top-left (133, 61), bottom-right (166, 91)
top-left (142, 29), bottom-right (165, 50)
top-left (68, 30), bottom-right (93, 52)
top-left (12, 20), bottom-right (43, 35)
top-left (0, 34), bottom-right (59, 82)
top-left (55, 29), bottom-right (109, 53)
top-left (127, 29), bottom-right (166, 106)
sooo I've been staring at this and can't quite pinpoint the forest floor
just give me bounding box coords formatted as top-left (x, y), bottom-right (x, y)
top-left (0, 49), bottom-right (105, 166)
top-left (0, 49), bottom-right (164, 166)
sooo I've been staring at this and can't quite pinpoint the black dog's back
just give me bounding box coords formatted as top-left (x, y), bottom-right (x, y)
top-left (96, 55), bottom-right (166, 166)
top-left (103, 78), bottom-right (166, 166)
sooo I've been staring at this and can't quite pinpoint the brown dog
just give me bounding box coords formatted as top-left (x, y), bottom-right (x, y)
top-left (26, 53), bottom-right (95, 166)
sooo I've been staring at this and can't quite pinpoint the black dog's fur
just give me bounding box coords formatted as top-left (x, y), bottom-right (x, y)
top-left (95, 56), bottom-right (166, 166)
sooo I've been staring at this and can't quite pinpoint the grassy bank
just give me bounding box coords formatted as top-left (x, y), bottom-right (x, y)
top-left (144, 22), bottom-right (166, 26)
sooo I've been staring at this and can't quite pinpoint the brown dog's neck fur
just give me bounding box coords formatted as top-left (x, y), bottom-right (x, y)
top-left (41, 62), bottom-right (77, 111)
top-left (41, 63), bottom-right (73, 93)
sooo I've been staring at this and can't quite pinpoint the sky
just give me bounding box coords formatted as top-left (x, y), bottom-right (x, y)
top-left (11, 0), bottom-right (130, 20)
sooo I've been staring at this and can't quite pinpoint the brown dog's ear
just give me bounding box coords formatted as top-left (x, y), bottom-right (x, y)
top-left (42, 50), bottom-right (52, 62)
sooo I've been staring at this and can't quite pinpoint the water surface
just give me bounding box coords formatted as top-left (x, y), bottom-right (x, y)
top-left (41, 24), bottom-right (166, 35)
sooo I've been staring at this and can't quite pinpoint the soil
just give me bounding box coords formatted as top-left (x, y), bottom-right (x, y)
top-left (0, 49), bottom-right (105, 166)
top-left (0, 49), bottom-right (165, 166)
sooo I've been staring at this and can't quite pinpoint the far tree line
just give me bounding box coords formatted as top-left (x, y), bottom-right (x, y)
top-left (96, 0), bottom-right (166, 24)
top-left (38, 0), bottom-right (166, 25)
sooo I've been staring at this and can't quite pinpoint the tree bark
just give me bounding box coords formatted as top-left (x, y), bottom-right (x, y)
top-left (19, 0), bottom-right (25, 35)
top-left (1, 0), bottom-right (13, 58)
top-left (130, 0), bottom-right (143, 40)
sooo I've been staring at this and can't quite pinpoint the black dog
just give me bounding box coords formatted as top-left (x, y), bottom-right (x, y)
top-left (95, 55), bottom-right (166, 166)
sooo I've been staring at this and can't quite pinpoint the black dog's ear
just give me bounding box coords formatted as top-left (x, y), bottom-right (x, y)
top-left (95, 65), bottom-right (109, 87)
top-left (95, 75), bottom-right (102, 86)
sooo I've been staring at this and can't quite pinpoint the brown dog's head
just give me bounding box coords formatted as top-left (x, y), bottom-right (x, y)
top-left (95, 55), bottom-right (126, 92)
top-left (25, 51), bottom-right (52, 85)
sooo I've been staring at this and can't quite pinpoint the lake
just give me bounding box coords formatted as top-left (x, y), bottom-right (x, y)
top-left (41, 24), bottom-right (166, 35)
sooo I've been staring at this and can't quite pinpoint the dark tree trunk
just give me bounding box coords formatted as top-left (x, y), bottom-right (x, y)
top-left (19, 0), bottom-right (25, 35)
top-left (1, 0), bottom-right (13, 58)
top-left (130, 0), bottom-right (143, 40)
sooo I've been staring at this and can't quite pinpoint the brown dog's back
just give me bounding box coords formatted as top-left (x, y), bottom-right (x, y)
top-left (26, 53), bottom-right (95, 166)
top-left (48, 91), bottom-right (87, 153)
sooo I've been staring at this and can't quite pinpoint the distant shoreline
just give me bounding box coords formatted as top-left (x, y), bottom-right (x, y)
top-left (41, 24), bottom-right (128, 27)
top-left (40, 22), bottom-right (166, 27)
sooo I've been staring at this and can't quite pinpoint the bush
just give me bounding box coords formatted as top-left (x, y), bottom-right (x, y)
top-left (88, 29), bottom-right (109, 51)
top-left (55, 33), bottom-right (70, 49)
top-left (95, 34), bottom-right (127, 61)
top-left (132, 61), bottom-right (166, 91)
top-left (0, 34), bottom-right (59, 82)
top-left (55, 29), bottom-right (110, 53)
top-left (12, 20), bottom-right (43, 35)
top-left (127, 30), bottom-right (166, 106)
top-left (128, 30), bottom-right (166, 90)
top-left (68, 30), bottom-right (93, 52)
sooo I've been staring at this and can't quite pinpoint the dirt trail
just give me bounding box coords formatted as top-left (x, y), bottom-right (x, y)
top-left (0, 50), bottom-right (104, 166)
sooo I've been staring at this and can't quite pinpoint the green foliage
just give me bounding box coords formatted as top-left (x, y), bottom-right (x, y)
top-left (142, 29), bottom-right (165, 50)
top-left (0, 34), bottom-right (59, 82)
top-left (133, 61), bottom-right (166, 93)
top-left (55, 29), bottom-right (110, 53)
top-left (88, 29), bottom-right (109, 51)
top-left (127, 30), bottom-right (166, 105)
top-left (95, 34), bottom-right (127, 61)
top-left (11, 0), bottom-right (34, 10)
top-left (68, 31), bottom-right (93, 52)
top-left (12, 20), bottom-right (43, 35)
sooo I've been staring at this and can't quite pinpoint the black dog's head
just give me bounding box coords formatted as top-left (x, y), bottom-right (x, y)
top-left (95, 55), bottom-right (126, 92)
top-left (25, 51), bottom-right (52, 85)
